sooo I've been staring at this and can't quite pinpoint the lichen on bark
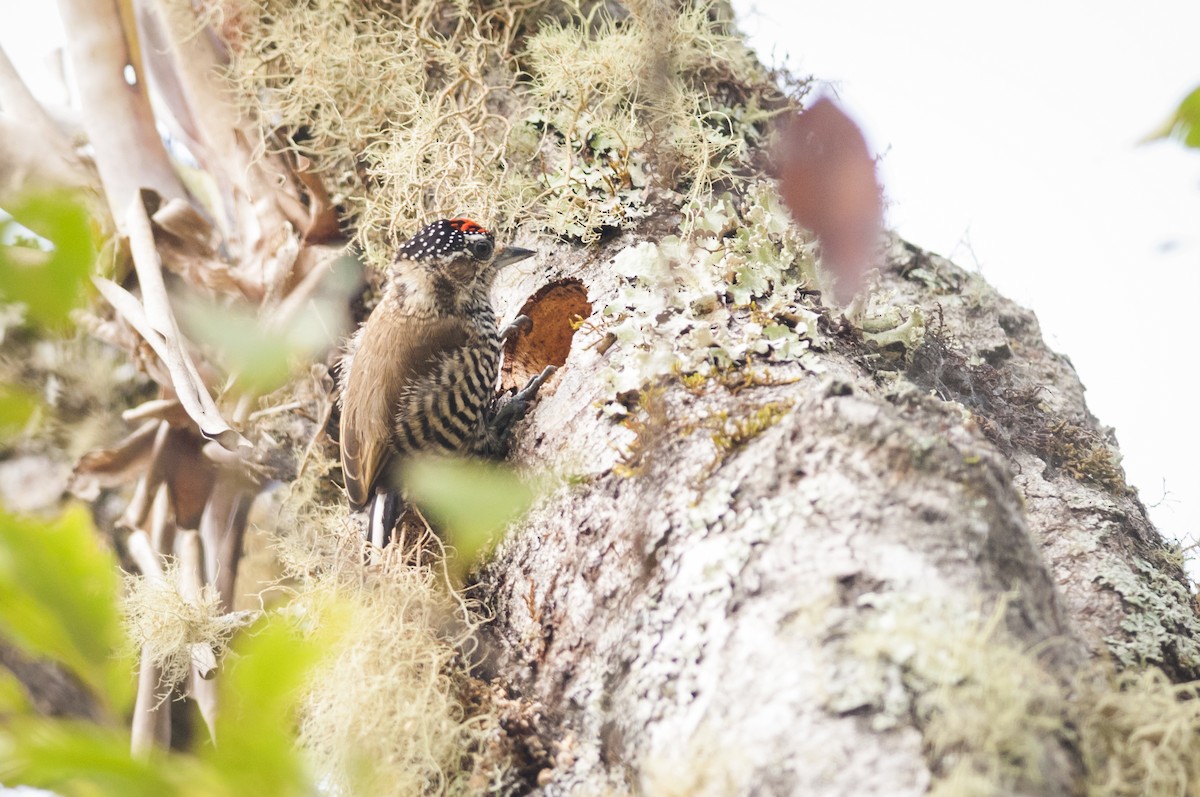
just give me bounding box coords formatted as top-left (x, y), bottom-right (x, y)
top-left (477, 229), bottom-right (1200, 795)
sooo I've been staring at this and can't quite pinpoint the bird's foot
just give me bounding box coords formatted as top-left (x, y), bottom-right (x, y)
top-left (499, 314), bottom-right (533, 345)
top-left (486, 365), bottom-right (557, 456)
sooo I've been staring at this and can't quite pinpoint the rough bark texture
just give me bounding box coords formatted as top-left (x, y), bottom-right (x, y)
top-left (477, 225), bottom-right (1198, 796)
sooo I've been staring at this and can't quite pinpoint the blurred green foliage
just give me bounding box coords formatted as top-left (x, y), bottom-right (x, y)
top-left (0, 668), bottom-right (32, 715)
top-left (178, 255), bottom-right (356, 395)
top-left (0, 383), bottom-right (39, 438)
top-left (0, 505), bottom-right (132, 712)
top-left (402, 456), bottom-right (534, 579)
top-left (1, 190), bottom-right (98, 446)
top-left (202, 615), bottom-right (332, 796)
top-left (0, 720), bottom-right (199, 797)
top-left (0, 150), bottom-right (334, 797)
top-left (1171, 86), bottom-right (1200, 148)
top-left (1148, 85), bottom-right (1200, 149)
top-left (0, 622), bottom-right (324, 796)
top-left (0, 191), bottom-right (97, 330)
top-left (0, 503), bottom-right (330, 795)
top-left (179, 298), bottom-right (305, 394)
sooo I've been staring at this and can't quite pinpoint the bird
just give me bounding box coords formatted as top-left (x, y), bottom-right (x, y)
top-left (337, 217), bottom-right (554, 548)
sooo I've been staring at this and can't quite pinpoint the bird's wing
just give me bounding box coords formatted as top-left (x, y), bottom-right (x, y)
top-left (339, 312), bottom-right (471, 508)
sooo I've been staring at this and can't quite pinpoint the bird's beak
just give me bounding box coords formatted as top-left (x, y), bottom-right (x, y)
top-left (494, 245), bottom-right (536, 268)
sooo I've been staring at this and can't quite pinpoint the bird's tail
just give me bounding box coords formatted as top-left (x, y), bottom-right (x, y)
top-left (367, 488), bottom-right (401, 550)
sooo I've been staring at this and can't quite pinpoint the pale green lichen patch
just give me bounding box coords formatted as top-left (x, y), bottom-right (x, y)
top-left (1097, 556), bottom-right (1200, 673)
top-left (709, 401), bottom-right (791, 454)
top-left (265, 452), bottom-right (518, 795)
top-left (522, 3), bottom-right (792, 240)
top-left (838, 594), bottom-right (1200, 796)
top-left (845, 281), bottom-right (927, 356)
top-left (840, 595), bottom-right (1067, 794)
top-left (523, 110), bottom-right (652, 241)
top-left (225, 0), bottom-right (801, 260)
top-left (1078, 667), bottom-right (1200, 797)
top-left (599, 184), bottom-right (821, 400)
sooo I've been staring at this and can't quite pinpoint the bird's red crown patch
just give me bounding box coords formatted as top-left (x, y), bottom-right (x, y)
top-left (449, 218), bottom-right (489, 235)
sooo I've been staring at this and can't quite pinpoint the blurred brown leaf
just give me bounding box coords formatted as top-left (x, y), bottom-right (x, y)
top-left (72, 419), bottom-right (216, 529)
top-left (71, 419), bottom-right (160, 499)
top-left (156, 425), bottom-right (219, 529)
top-left (150, 198), bottom-right (249, 298)
top-left (290, 154), bottom-right (340, 243)
top-left (774, 97), bottom-right (882, 302)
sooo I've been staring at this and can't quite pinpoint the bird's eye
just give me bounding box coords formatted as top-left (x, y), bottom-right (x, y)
top-left (468, 238), bottom-right (494, 261)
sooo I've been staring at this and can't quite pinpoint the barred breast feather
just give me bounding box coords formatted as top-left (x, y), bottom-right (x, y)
top-left (339, 307), bottom-right (492, 509)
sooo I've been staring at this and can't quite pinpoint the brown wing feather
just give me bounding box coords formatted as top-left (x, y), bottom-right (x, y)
top-left (339, 312), bottom-right (471, 508)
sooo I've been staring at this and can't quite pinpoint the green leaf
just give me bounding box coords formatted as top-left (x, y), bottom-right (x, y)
top-left (0, 611), bottom-right (336, 797)
top-left (0, 382), bottom-right (39, 439)
top-left (0, 667), bottom-right (32, 715)
top-left (0, 191), bottom-right (97, 329)
top-left (0, 719), bottom-right (194, 797)
top-left (0, 505), bottom-right (134, 712)
top-left (203, 614), bottom-right (331, 796)
top-left (178, 259), bottom-right (352, 394)
top-left (1145, 85), bottom-right (1200, 149)
top-left (179, 299), bottom-right (295, 393)
top-left (401, 456), bottom-right (534, 575)
top-left (1174, 86), bottom-right (1200, 148)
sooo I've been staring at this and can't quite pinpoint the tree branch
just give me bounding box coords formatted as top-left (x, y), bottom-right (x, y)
top-left (93, 191), bottom-right (250, 451)
top-left (56, 0), bottom-right (186, 227)
top-left (0, 45), bottom-right (81, 180)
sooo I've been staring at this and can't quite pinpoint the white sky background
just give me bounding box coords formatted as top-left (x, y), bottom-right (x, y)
top-left (1, 3), bottom-right (1196, 553)
top-left (732, 0), bottom-right (1200, 555)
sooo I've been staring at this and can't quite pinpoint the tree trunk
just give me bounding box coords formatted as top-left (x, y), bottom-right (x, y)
top-left (478, 227), bottom-right (1198, 796)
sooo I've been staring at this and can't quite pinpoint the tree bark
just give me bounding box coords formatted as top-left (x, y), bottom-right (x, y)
top-left (477, 228), bottom-right (1197, 796)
